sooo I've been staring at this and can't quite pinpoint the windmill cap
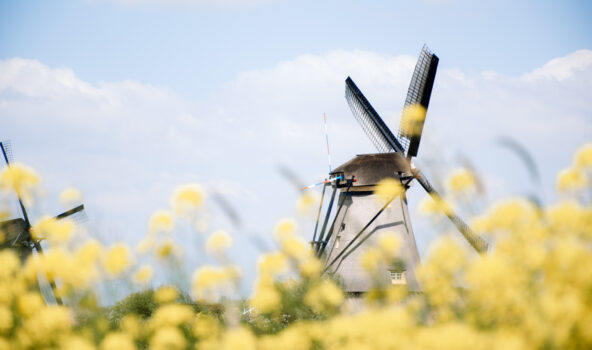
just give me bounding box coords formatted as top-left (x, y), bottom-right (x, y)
top-left (331, 153), bottom-right (412, 187)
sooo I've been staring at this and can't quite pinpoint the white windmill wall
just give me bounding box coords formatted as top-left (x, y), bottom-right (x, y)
top-left (323, 153), bottom-right (422, 293)
top-left (324, 190), bottom-right (422, 292)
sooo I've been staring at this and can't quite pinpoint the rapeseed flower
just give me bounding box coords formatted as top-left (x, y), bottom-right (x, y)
top-left (206, 229), bottom-right (233, 255)
top-left (155, 286), bottom-right (179, 304)
top-left (59, 187), bottom-right (82, 206)
top-left (100, 332), bottom-right (135, 350)
top-left (374, 177), bottom-right (403, 203)
top-left (102, 243), bottom-right (132, 276)
top-left (171, 183), bottom-right (205, 216)
top-left (132, 265), bottom-right (153, 285)
top-left (148, 210), bottom-right (174, 234)
top-left (0, 163), bottom-right (39, 205)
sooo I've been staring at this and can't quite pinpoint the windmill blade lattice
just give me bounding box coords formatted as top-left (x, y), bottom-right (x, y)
top-left (398, 45), bottom-right (439, 158)
top-left (345, 77), bottom-right (405, 154)
top-left (0, 141), bottom-right (14, 164)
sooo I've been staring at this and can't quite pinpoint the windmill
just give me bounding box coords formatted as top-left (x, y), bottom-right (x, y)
top-left (310, 46), bottom-right (489, 293)
top-left (0, 141), bottom-right (86, 304)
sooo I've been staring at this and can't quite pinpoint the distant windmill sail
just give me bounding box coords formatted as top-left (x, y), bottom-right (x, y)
top-left (398, 45), bottom-right (439, 158)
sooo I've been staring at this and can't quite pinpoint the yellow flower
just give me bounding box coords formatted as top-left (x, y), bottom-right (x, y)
top-left (556, 167), bottom-right (587, 192)
top-left (193, 313), bottom-right (221, 339)
top-left (102, 243), bottom-right (132, 276)
top-left (377, 232), bottom-right (401, 258)
top-left (418, 194), bottom-right (454, 216)
top-left (250, 281), bottom-right (281, 314)
top-left (192, 266), bottom-right (235, 303)
top-left (304, 279), bottom-right (344, 313)
top-left (281, 236), bottom-right (310, 261)
top-left (148, 210), bottom-right (174, 234)
top-left (446, 168), bottom-right (478, 196)
top-left (360, 247), bottom-right (383, 272)
top-left (120, 315), bottom-right (141, 339)
top-left (133, 265), bottom-right (153, 285)
top-left (374, 178), bottom-right (403, 203)
top-left (150, 304), bottom-right (194, 329)
top-left (136, 236), bottom-right (155, 254)
top-left (258, 252), bottom-right (288, 276)
top-left (574, 142), bottom-right (592, 169)
top-left (22, 306), bottom-right (73, 346)
top-left (274, 217), bottom-right (297, 242)
top-left (299, 257), bottom-right (322, 278)
top-left (61, 335), bottom-right (96, 350)
top-left (17, 292), bottom-right (44, 318)
top-left (400, 103), bottom-right (427, 137)
top-left (0, 306), bottom-right (12, 334)
top-left (155, 239), bottom-right (182, 260)
top-left (206, 230), bottom-right (233, 254)
top-left (150, 327), bottom-right (186, 350)
top-left (100, 332), bottom-right (136, 350)
top-left (296, 191), bottom-right (320, 216)
top-left (155, 286), bottom-right (179, 304)
top-left (31, 216), bottom-right (75, 244)
top-left (171, 183), bottom-right (205, 216)
top-left (220, 326), bottom-right (256, 350)
top-left (76, 239), bottom-right (103, 265)
top-left (0, 163), bottom-right (40, 205)
top-left (59, 187), bottom-right (82, 206)
top-left (0, 250), bottom-right (20, 279)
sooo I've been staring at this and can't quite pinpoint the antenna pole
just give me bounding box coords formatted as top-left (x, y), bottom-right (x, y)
top-left (324, 113), bottom-right (332, 174)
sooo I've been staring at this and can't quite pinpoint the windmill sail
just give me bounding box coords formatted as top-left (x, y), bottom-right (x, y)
top-left (398, 45), bottom-right (439, 158)
top-left (343, 73), bottom-right (489, 254)
top-left (345, 77), bottom-right (405, 154)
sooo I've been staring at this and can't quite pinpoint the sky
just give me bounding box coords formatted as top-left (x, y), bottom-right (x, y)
top-left (1, 0), bottom-right (591, 297)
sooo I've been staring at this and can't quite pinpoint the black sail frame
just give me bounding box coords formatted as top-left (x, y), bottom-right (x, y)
top-left (398, 45), bottom-right (439, 158)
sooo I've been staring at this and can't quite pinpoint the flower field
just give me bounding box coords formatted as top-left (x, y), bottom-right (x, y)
top-left (0, 143), bottom-right (591, 350)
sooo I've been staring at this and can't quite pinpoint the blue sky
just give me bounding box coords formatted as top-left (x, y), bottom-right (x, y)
top-left (2, 0), bottom-right (590, 97)
top-left (1, 0), bottom-right (591, 298)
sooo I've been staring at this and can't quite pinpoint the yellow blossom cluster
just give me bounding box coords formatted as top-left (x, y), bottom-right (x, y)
top-left (400, 103), bottom-right (427, 137)
top-left (0, 144), bottom-right (590, 349)
top-left (557, 143), bottom-right (592, 193)
top-left (0, 163), bottom-right (40, 206)
top-left (446, 167), bottom-right (478, 198)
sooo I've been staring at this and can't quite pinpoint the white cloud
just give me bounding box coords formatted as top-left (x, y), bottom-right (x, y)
top-left (2, 49), bottom-right (591, 282)
top-left (523, 50), bottom-right (592, 81)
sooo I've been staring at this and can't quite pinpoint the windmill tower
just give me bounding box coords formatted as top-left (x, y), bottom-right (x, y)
top-left (311, 46), bottom-right (489, 294)
top-left (0, 141), bottom-right (86, 304)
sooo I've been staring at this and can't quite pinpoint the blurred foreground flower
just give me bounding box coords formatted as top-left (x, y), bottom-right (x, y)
top-left (171, 183), bottom-right (205, 217)
top-left (31, 216), bottom-right (75, 244)
top-left (0, 162), bottom-right (40, 205)
top-left (59, 187), bottom-right (82, 206)
top-left (206, 230), bottom-right (233, 255)
top-left (447, 167), bottom-right (478, 198)
top-left (102, 243), bottom-right (133, 277)
top-left (148, 210), bottom-right (174, 235)
top-left (374, 177), bottom-right (404, 203)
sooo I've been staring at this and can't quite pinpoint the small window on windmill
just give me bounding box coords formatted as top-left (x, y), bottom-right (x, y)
top-left (335, 235), bottom-right (341, 249)
top-left (389, 270), bottom-right (406, 285)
